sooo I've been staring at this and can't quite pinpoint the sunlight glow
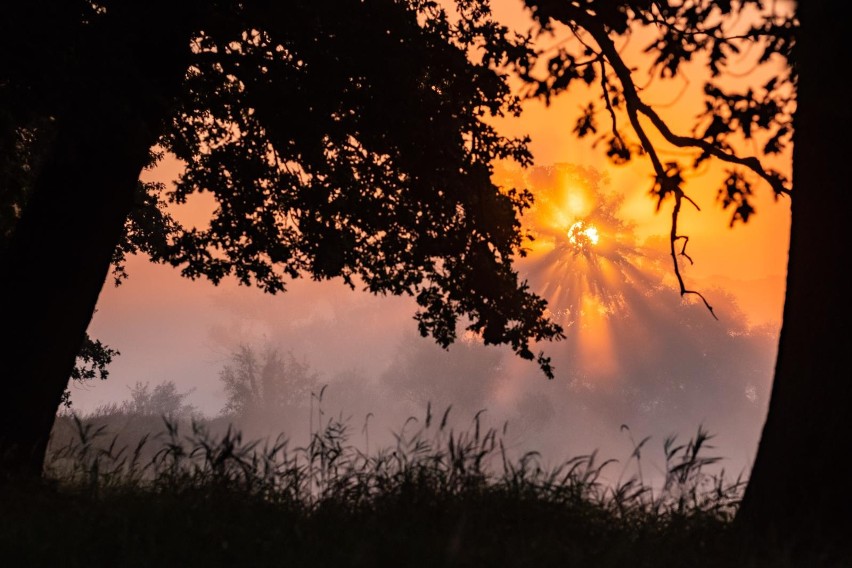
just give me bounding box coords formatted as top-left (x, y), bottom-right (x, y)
top-left (576, 296), bottom-right (619, 380)
top-left (565, 192), bottom-right (589, 216)
top-left (498, 163), bottom-right (659, 385)
top-left (567, 220), bottom-right (600, 252)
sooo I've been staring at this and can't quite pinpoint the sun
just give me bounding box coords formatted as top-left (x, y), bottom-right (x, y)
top-left (567, 220), bottom-right (600, 253)
top-left (495, 162), bottom-right (659, 326)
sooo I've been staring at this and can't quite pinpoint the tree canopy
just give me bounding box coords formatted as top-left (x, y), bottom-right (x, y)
top-left (1, 0), bottom-right (566, 375)
top-left (219, 346), bottom-right (319, 421)
top-left (1, 0), bottom-right (575, 477)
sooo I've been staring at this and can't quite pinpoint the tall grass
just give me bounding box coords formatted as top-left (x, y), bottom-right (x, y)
top-left (44, 406), bottom-right (742, 518)
top-left (0, 405), bottom-right (832, 567)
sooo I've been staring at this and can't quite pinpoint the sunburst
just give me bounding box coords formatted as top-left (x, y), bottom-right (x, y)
top-left (497, 163), bottom-right (670, 381)
top-left (567, 220), bottom-right (600, 253)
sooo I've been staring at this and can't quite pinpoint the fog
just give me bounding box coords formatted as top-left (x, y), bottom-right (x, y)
top-left (72, 162), bottom-right (783, 487)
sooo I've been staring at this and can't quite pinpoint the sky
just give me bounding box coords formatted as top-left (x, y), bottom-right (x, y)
top-left (68, 1), bottom-right (792, 483)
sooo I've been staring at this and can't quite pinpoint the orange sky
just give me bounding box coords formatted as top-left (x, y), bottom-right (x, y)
top-left (141, 0), bottom-right (792, 329)
top-left (501, 93), bottom-right (791, 327)
top-left (486, 0), bottom-right (792, 327)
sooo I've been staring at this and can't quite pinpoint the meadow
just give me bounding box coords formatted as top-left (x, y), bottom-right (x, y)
top-left (1, 404), bottom-right (841, 568)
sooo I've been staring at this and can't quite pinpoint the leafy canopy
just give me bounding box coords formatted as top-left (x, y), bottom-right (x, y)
top-left (1, 0), bottom-right (567, 377)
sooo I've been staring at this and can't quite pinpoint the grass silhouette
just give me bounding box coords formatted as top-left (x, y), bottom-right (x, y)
top-left (0, 404), bottom-right (843, 567)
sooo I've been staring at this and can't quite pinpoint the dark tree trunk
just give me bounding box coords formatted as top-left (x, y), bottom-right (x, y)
top-left (737, 2), bottom-right (852, 554)
top-left (0, 113), bottom-right (149, 478)
top-left (0, 4), bottom-right (195, 480)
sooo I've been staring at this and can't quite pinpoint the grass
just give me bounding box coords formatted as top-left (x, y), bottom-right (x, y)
top-left (0, 406), bottom-right (841, 567)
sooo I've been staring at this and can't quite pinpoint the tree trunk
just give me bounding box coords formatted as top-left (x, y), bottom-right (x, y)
top-left (0, 5), bottom-right (195, 480)
top-left (737, 2), bottom-right (852, 553)
top-left (0, 115), bottom-right (148, 478)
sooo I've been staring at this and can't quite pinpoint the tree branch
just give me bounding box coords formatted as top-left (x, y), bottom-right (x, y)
top-left (585, 18), bottom-right (717, 318)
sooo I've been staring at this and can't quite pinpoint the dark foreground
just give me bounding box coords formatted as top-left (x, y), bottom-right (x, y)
top-left (1, 415), bottom-right (846, 567)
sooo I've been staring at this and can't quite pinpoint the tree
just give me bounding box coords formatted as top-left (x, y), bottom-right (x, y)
top-left (61, 333), bottom-right (121, 409)
top-left (219, 345), bottom-right (318, 429)
top-left (0, 0), bottom-right (564, 479)
top-left (519, 0), bottom-right (850, 554)
top-left (736, 3), bottom-right (851, 552)
top-left (119, 380), bottom-right (198, 420)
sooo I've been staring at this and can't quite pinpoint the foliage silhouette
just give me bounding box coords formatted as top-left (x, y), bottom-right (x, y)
top-left (120, 380), bottom-right (198, 420)
top-left (517, 0), bottom-right (851, 553)
top-left (3, 1), bottom-right (848, 558)
top-left (60, 333), bottom-right (121, 409)
top-left (0, 0), bottom-right (564, 477)
top-left (29, 407), bottom-right (769, 567)
top-left (219, 345), bottom-right (319, 437)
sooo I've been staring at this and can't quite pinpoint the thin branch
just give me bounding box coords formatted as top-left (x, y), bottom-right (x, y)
top-left (674, 235), bottom-right (693, 266)
top-left (584, 18), bottom-right (716, 318)
top-left (670, 202), bottom-right (717, 318)
top-left (643, 15), bottom-right (754, 42)
top-left (599, 59), bottom-right (623, 146)
top-left (586, 14), bottom-right (791, 198)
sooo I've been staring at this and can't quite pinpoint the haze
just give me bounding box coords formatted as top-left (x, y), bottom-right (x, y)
top-left (66, 2), bottom-right (791, 484)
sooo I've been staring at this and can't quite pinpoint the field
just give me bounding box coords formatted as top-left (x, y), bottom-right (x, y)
top-left (2, 408), bottom-right (843, 567)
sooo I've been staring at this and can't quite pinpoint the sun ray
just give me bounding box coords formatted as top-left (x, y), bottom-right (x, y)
top-left (499, 163), bottom-right (674, 384)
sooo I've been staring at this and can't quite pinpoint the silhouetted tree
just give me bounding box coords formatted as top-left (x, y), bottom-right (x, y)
top-left (736, 4), bottom-right (851, 553)
top-left (521, 0), bottom-right (851, 554)
top-left (219, 345), bottom-right (318, 428)
top-left (60, 333), bottom-right (121, 409)
top-left (120, 380), bottom-right (198, 420)
top-left (0, 0), bottom-right (565, 478)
